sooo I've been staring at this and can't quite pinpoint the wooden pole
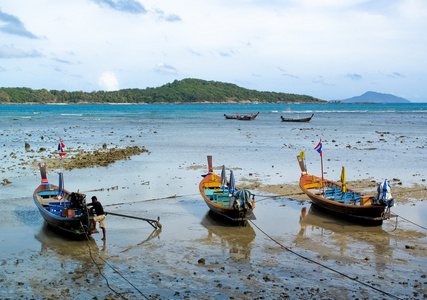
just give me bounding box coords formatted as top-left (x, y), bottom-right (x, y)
top-left (320, 153), bottom-right (324, 183)
top-left (207, 155), bottom-right (213, 173)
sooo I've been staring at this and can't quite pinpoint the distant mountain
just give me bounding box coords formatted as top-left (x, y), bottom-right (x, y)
top-left (337, 91), bottom-right (410, 103)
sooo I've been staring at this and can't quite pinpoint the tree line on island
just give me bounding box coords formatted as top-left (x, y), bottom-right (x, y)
top-left (0, 78), bottom-right (325, 104)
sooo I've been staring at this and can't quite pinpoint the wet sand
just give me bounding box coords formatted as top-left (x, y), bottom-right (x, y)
top-left (1, 150), bottom-right (427, 299)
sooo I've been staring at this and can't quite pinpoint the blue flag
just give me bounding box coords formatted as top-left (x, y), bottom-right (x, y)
top-left (314, 139), bottom-right (322, 156)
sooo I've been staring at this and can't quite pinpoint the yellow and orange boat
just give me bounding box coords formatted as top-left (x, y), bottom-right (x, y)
top-left (297, 153), bottom-right (394, 226)
top-left (199, 156), bottom-right (255, 222)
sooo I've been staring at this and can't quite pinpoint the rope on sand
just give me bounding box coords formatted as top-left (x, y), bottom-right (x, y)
top-left (104, 193), bottom-right (200, 207)
top-left (391, 211), bottom-right (427, 231)
top-left (249, 220), bottom-right (402, 300)
top-left (252, 194), bottom-right (311, 207)
top-left (253, 193), bottom-right (310, 203)
top-left (81, 222), bottom-right (149, 300)
top-left (253, 192), bottom-right (306, 198)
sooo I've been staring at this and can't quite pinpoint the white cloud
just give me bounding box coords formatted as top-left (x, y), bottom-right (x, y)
top-left (154, 63), bottom-right (177, 75)
top-left (0, 8), bottom-right (38, 38)
top-left (91, 0), bottom-right (147, 14)
top-left (98, 71), bottom-right (119, 91)
top-left (346, 73), bottom-right (363, 81)
top-left (313, 76), bottom-right (335, 86)
top-left (0, 45), bottom-right (43, 58)
top-left (0, 0), bottom-right (426, 101)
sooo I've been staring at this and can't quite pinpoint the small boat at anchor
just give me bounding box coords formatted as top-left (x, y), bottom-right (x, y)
top-left (33, 162), bottom-right (92, 237)
top-left (297, 153), bottom-right (394, 226)
top-left (281, 114), bottom-right (314, 122)
top-left (199, 156), bottom-right (256, 222)
top-left (224, 112), bottom-right (259, 120)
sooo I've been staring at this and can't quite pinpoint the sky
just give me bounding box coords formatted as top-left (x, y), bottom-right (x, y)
top-left (0, 0), bottom-right (426, 102)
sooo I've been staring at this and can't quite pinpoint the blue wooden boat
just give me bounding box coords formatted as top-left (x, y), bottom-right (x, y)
top-left (33, 163), bottom-right (92, 236)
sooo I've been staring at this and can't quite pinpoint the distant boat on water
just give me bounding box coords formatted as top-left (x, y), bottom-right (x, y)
top-left (281, 114), bottom-right (314, 122)
top-left (224, 112), bottom-right (259, 120)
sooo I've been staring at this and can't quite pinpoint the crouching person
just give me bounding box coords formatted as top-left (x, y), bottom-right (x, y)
top-left (88, 196), bottom-right (106, 240)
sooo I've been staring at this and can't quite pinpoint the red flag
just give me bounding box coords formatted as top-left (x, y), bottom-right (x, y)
top-left (58, 138), bottom-right (67, 157)
top-left (314, 139), bottom-right (322, 157)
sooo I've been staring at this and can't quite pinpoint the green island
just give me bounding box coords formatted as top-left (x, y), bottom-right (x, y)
top-left (0, 78), bottom-right (325, 104)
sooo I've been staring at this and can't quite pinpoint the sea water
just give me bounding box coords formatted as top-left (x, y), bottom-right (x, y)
top-left (1, 103), bottom-right (426, 192)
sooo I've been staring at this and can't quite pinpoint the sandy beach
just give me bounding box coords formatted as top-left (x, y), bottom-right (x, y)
top-left (1, 104), bottom-right (426, 299)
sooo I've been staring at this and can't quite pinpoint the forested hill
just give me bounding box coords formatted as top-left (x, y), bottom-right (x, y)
top-left (0, 78), bottom-right (325, 104)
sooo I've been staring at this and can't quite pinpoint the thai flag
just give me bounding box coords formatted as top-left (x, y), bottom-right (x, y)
top-left (58, 138), bottom-right (66, 157)
top-left (314, 139), bottom-right (322, 156)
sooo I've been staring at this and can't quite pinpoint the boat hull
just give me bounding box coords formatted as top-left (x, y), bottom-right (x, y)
top-left (33, 183), bottom-right (91, 237)
top-left (281, 114), bottom-right (314, 122)
top-left (224, 112), bottom-right (259, 120)
top-left (299, 174), bottom-right (386, 226)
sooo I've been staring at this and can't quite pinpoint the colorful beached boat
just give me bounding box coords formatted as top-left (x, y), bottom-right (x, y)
top-left (281, 114), bottom-right (314, 122)
top-left (199, 156), bottom-right (256, 222)
top-left (297, 154), bottom-right (394, 225)
top-left (33, 162), bottom-right (92, 237)
top-left (224, 112), bottom-right (259, 120)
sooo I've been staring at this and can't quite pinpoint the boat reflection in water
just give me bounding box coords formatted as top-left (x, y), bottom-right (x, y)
top-left (35, 222), bottom-right (99, 255)
top-left (200, 211), bottom-right (256, 261)
top-left (120, 228), bottom-right (162, 254)
top-left (34, 223), bottom-right (104, 283)
top-left (296, 204), bottom-right (394, 272)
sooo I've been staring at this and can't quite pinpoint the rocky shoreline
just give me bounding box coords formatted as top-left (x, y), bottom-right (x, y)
top-left (31, 145), bottom-right (150, 171)
top-left (1, 144), bottom-right (150, 185)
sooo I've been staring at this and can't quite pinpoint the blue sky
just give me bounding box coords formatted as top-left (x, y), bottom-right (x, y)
top-left (0, 0), bottom-right (426, 102)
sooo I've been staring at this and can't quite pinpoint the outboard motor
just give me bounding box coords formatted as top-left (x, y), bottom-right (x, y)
top-left (375, 180), bottom-right (394, 207)
top-left (70, 192), bottom-right (86, 209)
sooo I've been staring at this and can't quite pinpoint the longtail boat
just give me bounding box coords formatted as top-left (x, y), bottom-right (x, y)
top-left (297, 154), bottom-right (394, 225)
top-left (199, 156), bottom-right (256, 222)
top-left (224, 112), bottom-right (259, 120)
top-left (33, 162), bottom-right (92, 237)
top-left (224, 114), bottom-right (238, 119)
top-left (281, 114), bottom-right (314, 122)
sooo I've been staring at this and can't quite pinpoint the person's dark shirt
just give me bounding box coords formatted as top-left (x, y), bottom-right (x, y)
top-left (89, 201), bottom-right (104, 215)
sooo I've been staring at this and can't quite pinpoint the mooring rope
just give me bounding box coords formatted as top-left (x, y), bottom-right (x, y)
top-left (254, 195), bottom-right (310, 203)
top-left (249, 220), bottom-right (402, 300)
top-left (104, 193), bottom-right (199, 207)
top-left (94, 252), bottom-right (149, 300)
top-left (391, 211), bottom-right (427, 231)
top-left (81, 223), bottom-right (149, 300)
top-left (82, 230), bottom-right (127, 299)
top-left (253, 192), bottom-right (306, 198)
